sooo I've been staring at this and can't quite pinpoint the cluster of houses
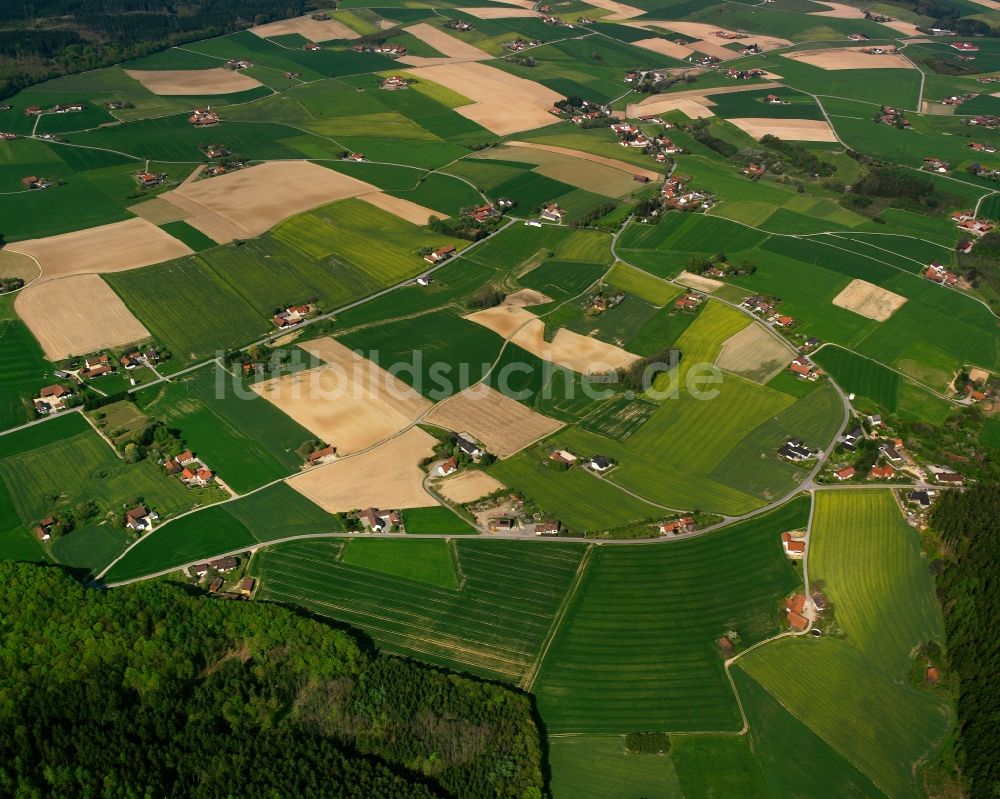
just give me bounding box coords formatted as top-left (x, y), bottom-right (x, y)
top-left (272, 303), bottom-right (315, 329)
top-left (223, 58), bottom-right (253, 70)
top-left (445, 19), bottom-right (474, 31)
top-left (381, 75), bottom-right (409, 90)
top-left (588, 289), bottom-right (625, 314)
top-left (20, 176), bottom-right (53, 190)
top-left (549, 448), bottom-right (615, 473)
top-left (967, 141), bottom-right (996, 154)
top-left (505, 38), bottom-right (542, 52)
top-left (939, 93), bottom-right (975, 107)
top-left (950, 210), bottom-right (994, 237)
top-left (351, 42), bottom-right (407, 56)
top-left (952, 41), bottom-right (979, 52)
top-left (876, 105), bottom-right (910, 128)
top-left (189, 108), bottom-right (220, 127)
top-left (848, 33), bottom-right (869, 41)
top-left (741, 294), bottom-right (796, 329)
top-left (675, 291), bottom-right (704, 310)
top-left (424, 244), bottom-right (456, 264)
top-left (540, 203), bottom-right (564, 223)
top-left (0, 132), bottom-right (16, 140)
top-left (164, 450), bottom-right (217, 488)
top-left (661, 175), bottom-right (713, 211)
top-left (860, 45), bottom-right (898, 55)
top-left (465, 203), bottom-right (499, 224)
top-left (135, 170), bottom-right (166, 188)
top-left (283, 71), bottom-right (302, 80)
top-left (743, 162), bottom-right (766, 179)
top-left (968, 162), bottom-right (1000, 181)
top-left (864, 10), bottom-right (893, 22)
top-left (778, 437), bottom-right (817, 462)
top-left (966, 115), bottom-right (1000, 128)
top-left (659, 515), bottom-right (695, 536)
top-left (541, 14), bottom-right (574, 27)
top-left (357, 507), bottom-right (403, 532)
top-left (687, 53), bottom-right (722, 67)
top-left (33, 384), bottom-right (74, 415)
top-left (922, 157), bottom-right (949, 174)
top-left (24, 103), bottom-right (84, 115)
top-left (924, 260), bottom-right (959, 286)
top-left (191, 557), bottom-right (255, 597)
top-left (609, 120), bottom-right (681, 162)
top-left (723, 67), bottom-right (766, 81)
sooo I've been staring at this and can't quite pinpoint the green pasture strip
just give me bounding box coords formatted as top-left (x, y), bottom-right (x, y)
top-left (342, 538), bottom-right (460, 588)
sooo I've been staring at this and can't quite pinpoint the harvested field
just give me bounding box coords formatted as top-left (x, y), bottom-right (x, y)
top-left (124, 68), bottom-right (263, 95)
top-left (250, 14), bottom-right (360, 41)
top-left (968, 0), bottom-right (1000, 8)
top-left (397, 23), bottom-right (493, 66)
top-left (578, 0), bottom-right (645, 20)
top-left (436, 469), bottom-right (506, 503)
top-left (880, 19), bottom-right (923, 35)
top-left (403, 62), bottom-right (563, 136)
top-left (504, 288), bottom-right (551, 307)
top-left (465, 305), bottom-right (640, 373)
top-left (0, 249), bottom-right (39, 283)
top-left (716, 324), bottom-right (791, 383)
top-left (7, 218), bottom-right (192, 282)
top-left (504, 140), bottom-right (660, 181)
top-left (675, 270), bottom-right (722, 292)
top-left (632, 38), bottom-right (694, 60)
top-left (627, 82), bottom-right (780, 119)
top-left (969, 367), bottom-right (990, 384)
top-left (781, 48), bottom-right (914, 70)
top-left (15, 274), bottom-right (150, 360)
top-left (128, 197), bottom-right (188, 225)
top-left (251, 336), bottom-right (431, 456)
top-left (457, 6), bottom-right (537, 17)
top-left (728, 117), bottom-right (838, 142)
top-left (424, 385), bottom-right (563, 459)
top-left (156, 161), bottom-right (377, 243)
top-left (356, 191), bottom-right (444, 225)
top-left (809, 1), bottom-right (864, 17)
top-left (832, 278), bottom-right (907, 321)
top-left (634, 21), bottom-right (790, 60)
top-left (287, 426), bottom-right (438, 512)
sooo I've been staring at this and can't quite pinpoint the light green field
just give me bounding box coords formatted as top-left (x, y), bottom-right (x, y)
top-left (549, 735), bottom-right (683, 799)
top-left (605, 262), bottom-right (681, 307)
top-left (341, 537), bottom-right (459, 588)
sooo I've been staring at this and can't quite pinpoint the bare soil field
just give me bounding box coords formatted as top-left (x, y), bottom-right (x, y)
top-left (832, 278), bottom-right (907, 321)
top-left (128, 197), bottom-right (188, 225)
top-left (781, 47), bottom-right (914, 70)
top-left (969, 367), bottom-right (991, 384)
top-left (356, 191), bottom-right (444, 224)
top-left (436, 469), bottom-right (506, 503)
top-left (16, 274), bottom-right (150, 360)
top-left (156, 161), bottom-right (377, 243)
top-left (397, 23), bottom-right (493, 66)
top-left (465, 306), bottom-right (640, 373)
top-left (675, 270), bottom-right (722, 292)
top-left (250, 14), bottom-right (360, 41)
top-left (968, 0), bottom-right (1000, 8)
top-left (0, 249), bottom-right (40, 283)
top-left (808, 2), bottom-right (863, 17)
top-left (287, 426), bottom-right (439, 512)
top-left (458, 6), bottom-right (538, 17)
top-left (880, 19), bottom-right (923, 35)
top-left (504, 140), bottom-right (660, 181)
top-left (404, 62), bottom-right (563, 135)
top-left (578, 0), bottom-right (645, 20)
top-left (503, 288), bottom-right (552, 307)
top-left (124, 68), bottom-right (263, 95)
top-left (715, 323), bottom-right (790, 383)
top-left (627, 82), bottom-right (780, 119)
top-left (7, 218), bottom-right (192, 282)
top-left (633, 38), bottom-right (694, 60)
top-left (473, 144), bottom-right (644, 197)
top-left (633, 21), bottom-right (790, 60)
top-left (424, 385), bottom-right (563, 458)
top-left (252, 336), bottom-right (431, 455)
top-left (728, 117), bottom-right (838, 142)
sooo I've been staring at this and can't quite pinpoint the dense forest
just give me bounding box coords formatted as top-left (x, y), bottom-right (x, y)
top-left (931, 486), bottom-right (1000, 799)
top-left (0, 562), bottom-right (544, 799)
top-left (0, 0), bottom-right (317, 99)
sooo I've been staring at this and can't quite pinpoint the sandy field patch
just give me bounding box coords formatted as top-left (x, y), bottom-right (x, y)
top-left (251, 14), bottom-right (360, 41)
top-left (436, 470), bottom-right (506, 503)
top-left (969, 367), bottom-right (991, 384)
top-left (809, 2), bottom-right (863, 17)
top-left (880, 19), bottom-right (923, 36)
top-left (968, 0), bottom-right (1000, 8)
top-left (128, 197), bottom-right (188, 225)
top-left (494, 0), bottom-right (537, 7)
top-left (832, 278), bottom-right (907, 321)
top-left (16, 274), bottom-right (150, 360)
top-left (627, 82), bottom-right (780, 118)
top-left (356, 191), bottom-right (444, 225)
top-left (0, 249), bottom-right (40, 283)
top-left (7, 218), bottom-right (192, 283)
top-left (675, 270), bottom-right (722, 292)
top-left (287, 426), bottom-right (439, 512)
top-left (403, 62), bottom-right (563, 135)
top-left (397, 23), bottom-right (493, 66)
top-left (424, 385), bottom-right (563, 459)
top-left (716, 323), bottom-right (790, 383)
top-left (728, 117), bottom-right (838, 142)
top-left (504, 140), bottom-right (660, 181)
top-left (125, 68), bottom-right (263, 95)
top-left (633, 38), bottom-right (695, 60)
top-left (474, 144), bottom-right (646, 197)
top-left (504, 288), bottom-right (552, 307)
top-left (252, 336), bottom-right (431, 456)
top-left (781, 47), bottom-right (914, 70)
top-left (465, 305), bottom-right (640, 373)
top-left (156, 161), bottom-right (377, 243)
top-left (458, 6), bottom-right (538, 17)
top-left (579, 0), bottom-right (645, 19)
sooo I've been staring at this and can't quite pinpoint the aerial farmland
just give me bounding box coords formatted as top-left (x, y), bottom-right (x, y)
top-left (1, 0), bottom-right (999, 794)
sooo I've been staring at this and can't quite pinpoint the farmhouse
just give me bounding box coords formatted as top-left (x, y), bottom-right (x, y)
top-left (424, 244), bottom-right (456, 264)
top-left (540, 204), bottom-right (564, 222)
top-left (660, 516), bottom-right (694, 535)
top-left (34, 384), bottom-right (73, 414)
top-left (381, 75), bottom-right (409, 90)
top-left (789, 356), bottom-right (817, 380)
top-left (780, 531), bottom-right (806, 559)
top-left (908, 490), bottom-right (933, 507)
top-left (675, 292), bottom-right (703, 311)
top-left (181, 466), bottom-right (215, 487)
top-left (868, 464), bottom-right (895, 480)
top-left (848, 33), bottom-right (868, 41)
top-left (135, 171), bottom-right (164, 188)
top-left (952, 42), bottom-right (979, 51)
top-left (784, 593), bottom-right (809, 631)
top-left (210, 557), bottom-right (238, 572)
top-left (189, 108), bottom-right (220, 126)
top-left (359, 507), bottom-right (401, 532)
top-left (589, 455), bottom-right (614, 472)
top-left (718, 636), bottom-right (735, 654)
top-left (535, 521), bottom-right (561, 535)
top-left (778, 438), bottom-right (815, 461)
top-left (435, 456), bottom-right (458, 477)
top-left (488, 516), bottom-right (519, 532)
top-left (52, 103), bottom-right (84, 113)
top-left (35, 517), bottom-right (56, 541)
top-left (240, 576), bottom-right (256, 594)
top-left (273, 303), bottom-right (313, 328)
top-left (841, 425), bottom-right (863, 451)
top-left (125, 505), bottom-right (158, 532)
top-left (304, 42), bottom-right (322, 50)
top-left (458, 435), bottom-right (484, 459)
top-left (924, 260), bottom-right (958, 285)
top-left (935, 471), bottom-right (964, 484)
top-left (835, 466), bottom-right (856, 481)
top-left (224, 59), bottom-right (253, 70)
top-left (306, 445), bottom-right (336, 466)
top-left (80, 363), bottom-right (112, 379)
top-left (968, 142), bottom-right (996, 154)
top-left (880, 443), bottom-right (903, 462)
top-left (923, 158), bottom-right (948, 173)
top-left (21, 176), bottom-right (52, 190)
top-left (550, 449), bottom-right (577, 465)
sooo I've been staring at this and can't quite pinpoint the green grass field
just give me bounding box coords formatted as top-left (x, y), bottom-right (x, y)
top-left (549, 735), bottom-right (684, 799)
top-left (605, 262), bottom-right (681, 307)
top-left (254, 538), bottom-right (586, 682)
top-left (402, 505), bottom-right (477, 534)
top-left (534, 498), bottom-right (807, 733)
top-left (341, 538), bottom-right (459, 588)
top-left (0, 295), bottom-right (51, 431)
